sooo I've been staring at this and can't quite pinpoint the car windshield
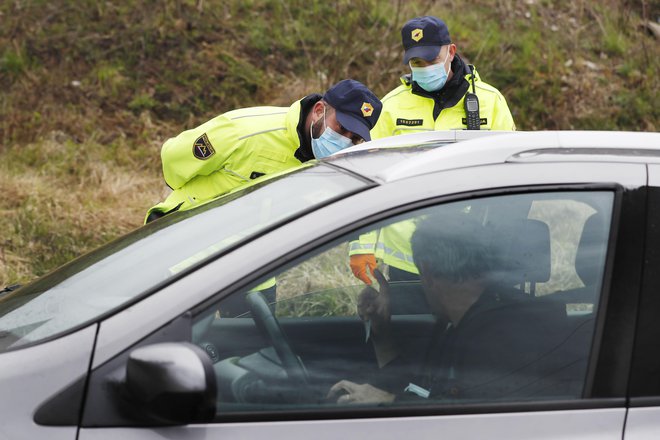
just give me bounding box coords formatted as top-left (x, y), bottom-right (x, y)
top-left (0, 163), bottom-right (368, 352)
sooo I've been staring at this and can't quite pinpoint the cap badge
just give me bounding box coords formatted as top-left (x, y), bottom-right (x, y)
top-left (411, 28), bottom-right (423, 42)
top-left (361, 102), bottom-right (374, 117)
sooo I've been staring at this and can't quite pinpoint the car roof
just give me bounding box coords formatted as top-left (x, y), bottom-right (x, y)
top-left (341, 129), bottom-right (508, 153)
top-left (327, 130), bottom-right (660, 184)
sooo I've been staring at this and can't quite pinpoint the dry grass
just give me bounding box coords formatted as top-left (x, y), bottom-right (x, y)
top-left (0, 135), bottom-right (165, 283)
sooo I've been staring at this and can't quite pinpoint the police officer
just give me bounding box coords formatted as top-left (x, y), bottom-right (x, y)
top-left (349, 16), bottom-right (515, 284)
top-left (146, 79), bottom-right (382, 223)
top-left (372, 15), bottom-right (515, 137)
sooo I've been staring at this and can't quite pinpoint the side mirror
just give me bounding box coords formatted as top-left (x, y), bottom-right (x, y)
top-left (125, 342), bottom-right (216, 424)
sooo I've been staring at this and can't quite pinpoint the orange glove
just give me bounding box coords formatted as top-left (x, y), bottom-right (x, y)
top-left (350, 254), bottom-right (377, 285)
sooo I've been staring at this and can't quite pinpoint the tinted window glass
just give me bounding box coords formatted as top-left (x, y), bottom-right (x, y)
top-left (193, 191), bottom-right (613, 415)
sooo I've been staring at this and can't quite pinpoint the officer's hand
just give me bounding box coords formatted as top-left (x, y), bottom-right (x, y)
top-left (350, 254), bottom-right (378, 285)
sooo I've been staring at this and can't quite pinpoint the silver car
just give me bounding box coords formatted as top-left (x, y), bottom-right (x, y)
top-left (2, 130), bottom-right (660, 440)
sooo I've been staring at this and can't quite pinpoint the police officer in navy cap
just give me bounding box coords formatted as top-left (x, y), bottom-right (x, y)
top-left (146, 79), bottom-right (382, 223)
top-left (348, 16), bottom-right (516, 286)
top-left (371, 15), bottom-right (515, 138)
top-left (311, 79), bottom-right (382, 158)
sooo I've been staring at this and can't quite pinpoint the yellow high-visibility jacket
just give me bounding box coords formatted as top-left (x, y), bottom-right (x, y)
top-left (146, 96), bottom-right (319, 222)
top-left (351, 62), bottom-right (515, 274)
top-left (371, 65), bottom-right (515, 139)
top-left (350, 223), bottom-right (420, 274)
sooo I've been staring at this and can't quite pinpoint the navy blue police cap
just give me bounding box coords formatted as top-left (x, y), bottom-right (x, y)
top-left (323, 79), bottom-right (382, 142)
top-left (401, 16), bottom-right (451, 65)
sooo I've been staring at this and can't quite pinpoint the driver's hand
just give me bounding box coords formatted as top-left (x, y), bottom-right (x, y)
top-left (327, 380), bottom-right (395, 404)
top-left (357, 268), bottom-right (391, 336)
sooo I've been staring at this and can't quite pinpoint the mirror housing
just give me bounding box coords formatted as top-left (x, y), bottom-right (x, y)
top-left (125, 342), bottom-right (216, 424)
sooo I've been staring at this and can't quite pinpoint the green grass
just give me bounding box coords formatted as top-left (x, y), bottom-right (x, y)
top-left (0, 49), bottom-right (29, 77)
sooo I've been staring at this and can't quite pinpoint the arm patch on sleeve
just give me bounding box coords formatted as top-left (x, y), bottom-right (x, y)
top-left (193, 133), bottom-right (216, 160)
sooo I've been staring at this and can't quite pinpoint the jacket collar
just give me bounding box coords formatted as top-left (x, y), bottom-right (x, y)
top-left (290, 94), bottom-right (322, 162)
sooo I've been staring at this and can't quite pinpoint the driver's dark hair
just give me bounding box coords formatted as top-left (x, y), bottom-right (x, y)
top-left (411, 211), bottom-right (494, 283)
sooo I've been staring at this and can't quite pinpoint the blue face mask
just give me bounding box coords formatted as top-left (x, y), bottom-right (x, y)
top-left (410, 50), bottom-right (450, 92)
top-left (310, 107), bottom-right (353, 159)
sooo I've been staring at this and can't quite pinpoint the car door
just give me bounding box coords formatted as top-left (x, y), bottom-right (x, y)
top-left (78, 161), bottom-right (645, 440)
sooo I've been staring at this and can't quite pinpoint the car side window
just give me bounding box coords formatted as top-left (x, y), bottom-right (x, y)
top-left (192, 191), bottom-right (613, 416)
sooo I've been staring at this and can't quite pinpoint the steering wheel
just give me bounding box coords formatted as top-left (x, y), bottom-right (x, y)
top-left (245, 291), bottom-right (309, 385)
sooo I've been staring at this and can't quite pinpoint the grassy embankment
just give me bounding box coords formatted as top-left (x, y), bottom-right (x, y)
top-left (1, 0), bottom-right (658, 287)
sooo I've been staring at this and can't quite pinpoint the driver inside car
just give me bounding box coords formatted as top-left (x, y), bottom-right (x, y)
top-left (328, 211), bottom-right (566, 404)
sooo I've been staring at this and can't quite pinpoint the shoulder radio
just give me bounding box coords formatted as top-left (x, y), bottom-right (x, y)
top-left (464, 65), bottom-right (481, 130)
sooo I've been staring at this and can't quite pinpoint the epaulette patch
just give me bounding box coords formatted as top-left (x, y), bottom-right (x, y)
top-left (193, 133), bottom-right (215, 160)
